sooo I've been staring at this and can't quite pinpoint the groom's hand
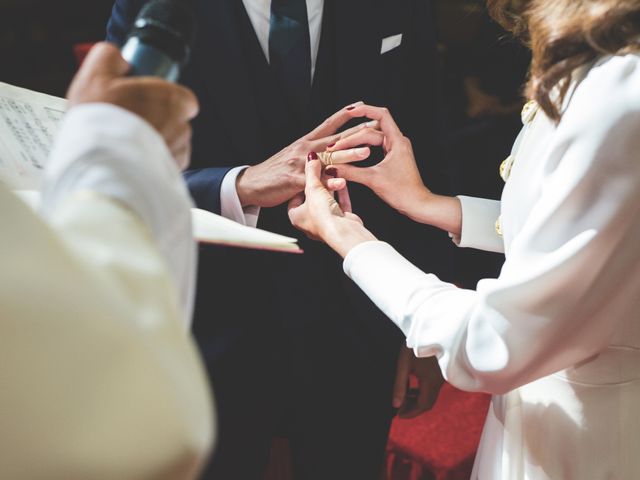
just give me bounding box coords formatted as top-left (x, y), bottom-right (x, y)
top-left (236, 102), bottom-right (375, 208)
top-left (393, 347), bottom-right (444, 419)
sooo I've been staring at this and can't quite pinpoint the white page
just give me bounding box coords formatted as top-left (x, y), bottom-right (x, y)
top-left (0, 82), bottom-right (301, 253)
top-left (0, 82), bottom-right (67, 190)
top-left (192, 208), bottom-right (301, 253)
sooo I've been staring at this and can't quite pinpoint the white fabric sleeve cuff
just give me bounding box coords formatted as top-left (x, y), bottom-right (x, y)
top-left (220, 166), bottom-right (260, 228)
top-left (456, 195), bottom-right (504, 253)
top-left (344, 241), bottom-right (449, 337)
top-left (343, 240), bottom-right (478, 367)
top-left (41, 103), bottom-right (196, 322)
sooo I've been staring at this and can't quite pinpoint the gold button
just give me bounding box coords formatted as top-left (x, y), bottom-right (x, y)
top-left (521, 100), bottom-right (539, 125)
top-left (499, 155), bottom-right (515, 182)
top-left (495, 216), bottom-right (503, 237)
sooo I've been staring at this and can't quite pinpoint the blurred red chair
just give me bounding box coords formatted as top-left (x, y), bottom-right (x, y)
top-left (264, 384), bottom-right (490, 480)
top-left (385, 383), bottom-right (490, 480)
top-left (73, 43), bottom-right (95, 67)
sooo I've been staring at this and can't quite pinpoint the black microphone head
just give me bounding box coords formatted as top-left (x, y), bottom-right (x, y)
top-left (129, 0), bottom-right (197, 67)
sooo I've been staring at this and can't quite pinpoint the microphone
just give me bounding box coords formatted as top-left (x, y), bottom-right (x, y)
top-left (121, 0), bottom-right (196, 82)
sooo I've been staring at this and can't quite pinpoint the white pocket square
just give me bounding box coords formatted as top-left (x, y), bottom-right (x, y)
top-left (381, 34), bottom-right (403, 54)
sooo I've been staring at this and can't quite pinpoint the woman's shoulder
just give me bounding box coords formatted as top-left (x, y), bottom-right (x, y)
top-left (565, 53), bottom-right (640, 127)
top-left (588, 52), bottom-right (640, 96)
top-left (553, 53), bottom-right (640, 174)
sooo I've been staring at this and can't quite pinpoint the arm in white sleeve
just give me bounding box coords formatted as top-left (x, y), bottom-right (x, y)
top-left (41, 103), bottom-right (196, 322)
top-left (0, 106), bottom-right (214, 479)
top-left (345, 64), bottom-right (640, 395)
top-left (220, 165), bottom-right (260, 227)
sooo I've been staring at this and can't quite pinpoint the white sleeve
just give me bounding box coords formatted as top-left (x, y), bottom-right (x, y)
top-left (455, 196), bottom-right (504, 253)
top-left (344, 68), bottom-right (640, 394)
top-left (0, 113), bottom-right (214, 478)
top-left (40, 103), bottom-right (196, 323)
top-left (220, 166), bottom-right (260, 227)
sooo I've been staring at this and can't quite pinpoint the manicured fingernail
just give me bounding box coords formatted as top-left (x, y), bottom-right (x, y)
top-left (346, 106), bottom-right (356, 111)
top-left (327, 143), bottom-right (336, 149)
top-left (325, 167), bottom-right (337, 177)
top-left (356, 147), bottom-right (369, 156)
top-left (346, 101), bottom-right (363, 111)
top-left (307, 152), bottom-right (318, 162)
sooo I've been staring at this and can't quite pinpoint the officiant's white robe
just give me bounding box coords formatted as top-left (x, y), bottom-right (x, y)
top-left (344, 53), bottom-right (640, 479)
top-left (0, 104), bottom-right (213, 480)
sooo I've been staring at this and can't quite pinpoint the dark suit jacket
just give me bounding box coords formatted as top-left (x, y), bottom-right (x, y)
top-left (107, 0), bottom-right (449, 402)
top-left (107, 0), bottom-right (447, 221)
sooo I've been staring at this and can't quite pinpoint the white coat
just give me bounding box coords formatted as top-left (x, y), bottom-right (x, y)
top-left (344, 53), bottom-right (640, 479)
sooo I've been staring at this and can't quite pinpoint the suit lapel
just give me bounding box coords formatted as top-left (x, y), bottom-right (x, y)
top-left (194, 0), bottom-right (264, 164)
top-left (196, 0), bottom-right (301, 160)
top-left (332, 0), bottom-right (382, 107)
top-left (193, 0), bottom-right (386, 163)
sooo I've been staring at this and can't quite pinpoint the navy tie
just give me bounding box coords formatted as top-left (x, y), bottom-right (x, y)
top-left (269, 0), bottom-right (312, 113)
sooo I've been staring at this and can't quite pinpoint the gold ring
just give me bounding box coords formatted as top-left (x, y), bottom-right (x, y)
top-left (318, 151), bottom-right (334, 166)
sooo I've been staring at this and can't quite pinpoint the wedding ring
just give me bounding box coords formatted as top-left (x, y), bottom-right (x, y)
top-left (318, 151), bottom-right (334, 166)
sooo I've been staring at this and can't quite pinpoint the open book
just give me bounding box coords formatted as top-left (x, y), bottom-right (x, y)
top-left (0, 82), bottom-right (301, 254)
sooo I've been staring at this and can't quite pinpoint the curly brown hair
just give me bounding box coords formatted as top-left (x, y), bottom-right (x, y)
top-left (487, 0), bottom-right (640, 121)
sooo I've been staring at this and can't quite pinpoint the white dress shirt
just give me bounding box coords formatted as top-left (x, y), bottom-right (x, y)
top-left (1, 104), bottom-right (213, 479)
top-left (242, 0), bottom-right (324, 78)
top-left (221, 0), bottom-right (325, 226)
top-left (343, 54), bottom-right (640, 479)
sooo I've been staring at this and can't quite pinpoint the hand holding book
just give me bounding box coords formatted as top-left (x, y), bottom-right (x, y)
top-left (0, 77), bottom-right (301, 253)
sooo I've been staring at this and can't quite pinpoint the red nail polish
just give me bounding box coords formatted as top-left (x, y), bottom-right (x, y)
top-left (307, 152), bottom-right (319, 162)
top-left (327, 143), bottom-right (336, 149)
top-left (346, 106), bottom-right (356, 111)
top-left (326, 167), bottom-right (337, 177)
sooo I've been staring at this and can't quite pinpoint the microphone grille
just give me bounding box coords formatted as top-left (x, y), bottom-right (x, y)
top-left (132, 0), bottom-right (197, 63)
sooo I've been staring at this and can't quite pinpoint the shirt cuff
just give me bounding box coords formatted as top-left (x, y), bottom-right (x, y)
top-left (344, 241), bottom-right (444, 337)
top-left (343, 240), bottom-right (475, 363)
top-left (220, 166), bottom-right (260, 227)
top-left (456, 195), bottom-right (504, 253)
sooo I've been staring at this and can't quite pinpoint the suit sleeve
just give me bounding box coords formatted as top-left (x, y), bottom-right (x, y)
top-left (106, 0), bottom-right (245, 217)
top-left (184, 167), bottom-right (234, 214)
top-left (106, 0), bottom-right (145, 45)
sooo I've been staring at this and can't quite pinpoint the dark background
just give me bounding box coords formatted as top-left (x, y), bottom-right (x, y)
top-left (1, 1), bottom-right (508, 95)
top-left (0, 0), bottom-right (530, 286)
top-left (0, 0), bottom-right (114, 95)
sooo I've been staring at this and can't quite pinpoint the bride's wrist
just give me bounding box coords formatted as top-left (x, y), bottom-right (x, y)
top-left (323, 221), bottom-right (377, 258)
top-left (400, 188), bottom-right (436, 224)
top-left (405, 192), bottom-right (463, 236)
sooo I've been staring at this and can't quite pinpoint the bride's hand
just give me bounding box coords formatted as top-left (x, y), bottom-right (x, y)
top-left (323, 104), bottom-right (434, 223)
top-left (288, 155), bottom-right (378, 258)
